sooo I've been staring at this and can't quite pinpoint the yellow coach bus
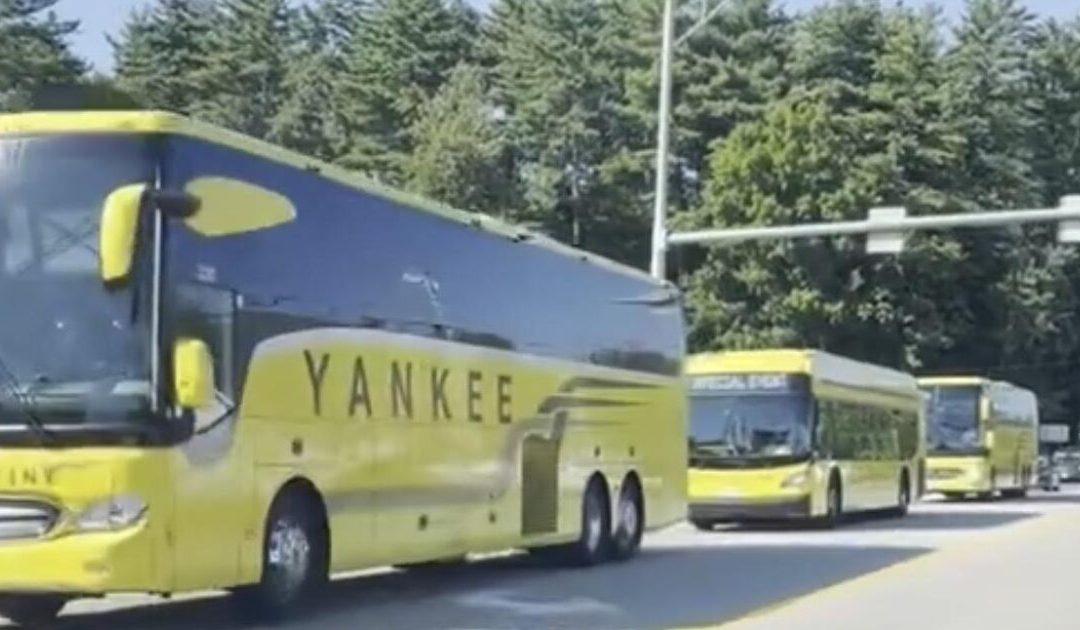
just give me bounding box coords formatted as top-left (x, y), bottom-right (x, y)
top-left (0, 111), bottom-right (687, 625)
top-left (920, 377), bottom-right (1037, 500)
top-left (687, 350), bottom-right (923, 529)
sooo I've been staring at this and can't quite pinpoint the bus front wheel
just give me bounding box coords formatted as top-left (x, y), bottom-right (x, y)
top-left (233, 486), bottom-right (329, 622)
top-left (889, 473), bottom-right (911, 518)
top-left (821, 476), bottom-right (843, 529)
top-left (0, 595), bottom-right (66, 627)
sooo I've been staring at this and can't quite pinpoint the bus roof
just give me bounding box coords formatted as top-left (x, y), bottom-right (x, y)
top-left (686, 349), bottom-right (917, 395)
top-left (0, 110), bottom-right (666, 288)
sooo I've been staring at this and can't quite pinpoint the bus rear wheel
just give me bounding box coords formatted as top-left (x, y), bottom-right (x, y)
top-left (889, 473), bottom-right (911, 518)
top-left (570, 477), bottom-right (612, 566)
top-left (611, 476), bottom-right (644, 561)
top-left (0, 595), bottom-right (66, 627)
top-left (233, 487), bottom-right (328, 622)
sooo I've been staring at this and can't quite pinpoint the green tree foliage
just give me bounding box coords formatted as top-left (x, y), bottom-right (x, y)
top-left (404, 64), bottom-right (512, 215)
top-left (682, 95), bottom-right (908, 365)
top-left (487, 0), bottom-right (651, 265)
top-left (0, 0), bottom-right (84, 111)
top-left (1028, 17), bottom-right (1080, 204)
top-left (188, 0), bottom-right (293, 138)
top-left (111, 0), bottom-right (214, 113)
top-left (270, 0), bottom-right (364, 159)
top-left (333, 0), bottom-right (478, 180)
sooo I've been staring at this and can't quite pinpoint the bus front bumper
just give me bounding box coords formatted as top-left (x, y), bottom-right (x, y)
top-left (927, 458), bottom-right (991, 494)
top-left (689, 495), bottom-right (812, 522)
top-left (0, 525), bottom-right (158, 595)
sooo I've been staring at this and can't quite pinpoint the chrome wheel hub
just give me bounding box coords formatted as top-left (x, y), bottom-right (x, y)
top-left (268, 518), bottom-right (311, 594)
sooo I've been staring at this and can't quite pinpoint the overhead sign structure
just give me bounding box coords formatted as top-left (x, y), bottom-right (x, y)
top-left (1039, 424), bottom-right (1070, 445)
top-left (866, 206), bottom-right (908, 255)
top-left (655, 195), bottom-right (1080, 277)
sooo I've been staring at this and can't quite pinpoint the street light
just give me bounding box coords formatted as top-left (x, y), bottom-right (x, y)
top-left (650, 0), bottom-right (729, 280)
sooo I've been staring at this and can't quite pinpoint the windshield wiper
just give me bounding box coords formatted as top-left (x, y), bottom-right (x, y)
top-left (0, 355), bottom-right (57, 444)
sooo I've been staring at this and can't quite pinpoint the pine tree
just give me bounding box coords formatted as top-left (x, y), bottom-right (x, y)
top-left (188, 0), bottom-right (293, 138)
top-left (270, 0), bottom-right (365, 159)
top-left (333, 0), bottom-right (478, 180)
top-left (404, 64), bottom-right (512, 215)
top-left (627, 0), bottom-right (791, 212)
top-left (487, 0), bottom-right (651, 265)
top-left (1028, 17), bottom-right (1080, 205)
top-left (944, 0), bottom-right (1042, 209)
top-left (111, 0), bottom-right (214, 114)
top-left (0, 0), bottom-right (85, 111)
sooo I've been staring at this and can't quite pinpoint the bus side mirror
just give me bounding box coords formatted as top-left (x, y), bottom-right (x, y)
top-left (100, 184), bottom-right (148, 286)
top-left (173, 338), bottom-right (214, 410)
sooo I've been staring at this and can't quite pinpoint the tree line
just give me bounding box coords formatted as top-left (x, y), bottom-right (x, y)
top-left (2, 0), bottom-right (1080, 427)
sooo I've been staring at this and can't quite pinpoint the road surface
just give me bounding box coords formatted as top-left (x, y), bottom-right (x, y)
top-left (7, 488), bottom-right (1080, 629)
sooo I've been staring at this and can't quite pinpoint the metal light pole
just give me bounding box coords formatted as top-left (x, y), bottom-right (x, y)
top-left (650, 0), bottom-right (729, 280)
top-left (650, 0), bottom-right (676, 280)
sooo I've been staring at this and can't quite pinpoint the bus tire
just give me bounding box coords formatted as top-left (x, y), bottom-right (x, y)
top-left (611, 474), bottom-right (645, 561)
top-left (0, 595), bottom-right (66, 627)
top-left (568, 475), bottom-right (612, 566)
top-left (979, 468), bottom-right (998, 501)
top-left (690, 518), bottom-right (717, 532)
top-left (820, 474), bottom-right (843, 529)
top-left (233, 484), bottom-right (329, 623)
top-left (890, 471), bottom-right (911, 518)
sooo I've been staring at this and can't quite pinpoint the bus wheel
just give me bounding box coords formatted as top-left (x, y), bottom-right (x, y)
top-left (569, 476), bottom-right (612, 566)
top-left (690, 518), bottom-right (717, 532)
top-left (891, 473), bottom-right (911, 518)
top-left (821, 476), bottom-right (843, 529)
top-left (233, 487), bottom-right (328, 622)
top-left (0, 595), bottom-right (66, 627)
top-left (979, 469), bottom-right (998, 501)
top-left (611, 476), bottom-right (644, 561)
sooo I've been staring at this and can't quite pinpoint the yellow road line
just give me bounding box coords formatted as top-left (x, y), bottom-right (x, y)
top-left (671, 502), bottom-right (1080, 630)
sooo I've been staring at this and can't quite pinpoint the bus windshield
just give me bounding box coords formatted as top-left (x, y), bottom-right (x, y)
top-left (926, 386), bottom-right (981, 453)
top-left (0, 135), bottom-right (155, 435)
top-left (689, 375), bottom-right (812, 467)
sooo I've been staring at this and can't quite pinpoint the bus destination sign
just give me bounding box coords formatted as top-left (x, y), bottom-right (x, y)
top-left (689, 373), bottom-right (800, 394)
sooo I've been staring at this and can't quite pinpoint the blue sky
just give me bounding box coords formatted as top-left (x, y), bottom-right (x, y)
top-left (59, 0), bottom-right (1076, 74)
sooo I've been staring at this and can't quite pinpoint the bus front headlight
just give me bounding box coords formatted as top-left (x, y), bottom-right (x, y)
top-left (76, 495), bottom-right (148, 532)
top-left (781, 471), bottom-right (809, 489)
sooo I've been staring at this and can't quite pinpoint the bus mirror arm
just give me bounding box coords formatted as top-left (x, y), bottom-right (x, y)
top-left (149, 189), bottom-right (201, 220)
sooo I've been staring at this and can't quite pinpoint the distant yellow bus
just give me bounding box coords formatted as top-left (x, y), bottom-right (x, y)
top-left (920, 377), bottom-right (1038, 500)
top-left (0, 111), bottom-right (687, 626)
top-left (687, 350), bottom-right (924, 529)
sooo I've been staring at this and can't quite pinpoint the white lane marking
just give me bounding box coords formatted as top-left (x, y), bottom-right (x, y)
top-left (454, 589), bottom-right (620, 617)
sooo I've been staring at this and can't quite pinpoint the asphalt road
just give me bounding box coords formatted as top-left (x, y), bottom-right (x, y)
top-left (8, 488), bottom-right (1080, 629)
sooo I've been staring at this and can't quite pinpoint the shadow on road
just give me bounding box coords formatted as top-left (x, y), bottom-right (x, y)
top-left (1017, 492), bottom-right (1080, 505)
top-left (715, 508), bottom-right (1033, 533)
top-left (845, 509), bottom-right (1035, 531)
top-left (40, 544), bottom-right (930, 630)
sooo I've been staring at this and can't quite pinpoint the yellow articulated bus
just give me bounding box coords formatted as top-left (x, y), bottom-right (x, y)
top-left (0, 111), bottom-right (687, 626)
top-left (919, 377), bottom-right (1038, 500)
top-left (687, 350), bottom-right (924, 529)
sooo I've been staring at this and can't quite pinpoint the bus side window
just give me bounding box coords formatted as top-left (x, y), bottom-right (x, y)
top-left (172, 282), bottom-right (237, 401)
